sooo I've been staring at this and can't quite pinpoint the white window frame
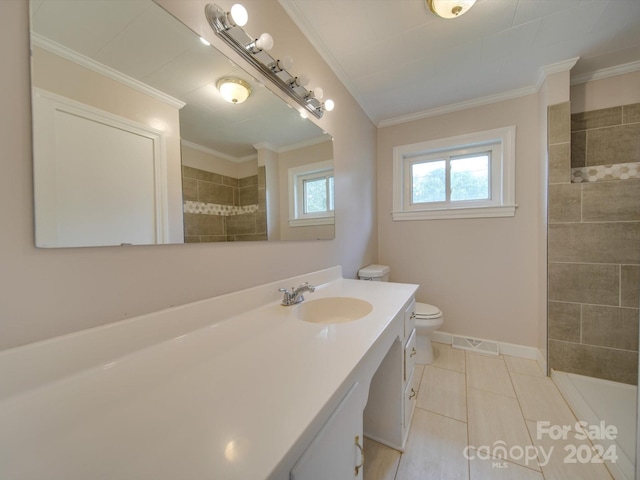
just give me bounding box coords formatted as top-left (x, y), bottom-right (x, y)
top-left (288, 160), bottom-right (334, 227)
top-left (392, 126), bottom-right (517, 221)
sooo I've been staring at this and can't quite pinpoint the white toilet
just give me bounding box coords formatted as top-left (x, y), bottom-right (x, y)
top-left (357, 264), bottom-right (444, 365)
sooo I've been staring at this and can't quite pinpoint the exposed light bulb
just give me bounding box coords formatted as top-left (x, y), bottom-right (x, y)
top-left (323, 99), bottom-right (335, 112)
top-left (229, 4), bottom-right (248, 26)
top-left (255, 32), bottom-right (274, 51)
top-left (312, 87), bottom-right (324, 99)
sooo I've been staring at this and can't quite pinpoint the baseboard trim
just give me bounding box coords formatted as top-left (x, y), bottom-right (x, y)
top-left (432, 331), bottom-right (545, 369)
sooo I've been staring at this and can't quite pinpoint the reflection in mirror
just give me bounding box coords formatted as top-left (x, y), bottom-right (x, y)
top-left (29, 0), bottom-right (333, 247)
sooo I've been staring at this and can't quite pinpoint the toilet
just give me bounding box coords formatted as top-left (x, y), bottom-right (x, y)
top-left (358, 264), bottom-right (444, 365)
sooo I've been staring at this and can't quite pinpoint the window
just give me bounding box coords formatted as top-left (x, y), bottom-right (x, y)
top-left (393, 126), bottom-right (516, 220)
top-left (288, 160), bottom-right (334, 226)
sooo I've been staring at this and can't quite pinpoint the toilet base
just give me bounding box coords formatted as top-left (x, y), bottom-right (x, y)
top-left (415, 333), bottom-right (435, 364)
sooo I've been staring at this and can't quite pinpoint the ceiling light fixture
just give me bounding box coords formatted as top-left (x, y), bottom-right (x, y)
top-left (216, 77), bottom-right (252, 104)
top-left (427, 0), bottom-right (476, 19)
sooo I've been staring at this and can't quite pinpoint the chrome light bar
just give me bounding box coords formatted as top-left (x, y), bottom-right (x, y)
top-left (205, 3), bottom-right (328, 119)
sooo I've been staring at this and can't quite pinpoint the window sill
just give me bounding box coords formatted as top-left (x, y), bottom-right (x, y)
top-left (289, 217), bottom-right (335, 227)
top-left (392, 204), bottom-right (517, 221)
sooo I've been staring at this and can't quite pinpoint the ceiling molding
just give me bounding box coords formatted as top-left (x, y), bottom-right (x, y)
top-left (535, 57), bottom-right (580, 91)
top-left (378, 85), bottom-right (538, 128)
top-left (181, 139), bottom-right (257, 163)
top-left (571, 60), bottom-right (640, 86)
top-left (31, 33), bottom-right (185, 110)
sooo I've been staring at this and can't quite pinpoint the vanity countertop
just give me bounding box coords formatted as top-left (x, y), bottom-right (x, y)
top-left (0, 267), bottom-right (418, 480)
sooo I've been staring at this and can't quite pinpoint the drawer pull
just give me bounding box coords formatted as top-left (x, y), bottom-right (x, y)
top-left (355, 435), bottom-right (364, 475)
top-left (409, 388), bottom-right (417, 399)
top-left (410, 347), bottom-right (417, 357)
top-left (410, 312), bottom-right (416, 319)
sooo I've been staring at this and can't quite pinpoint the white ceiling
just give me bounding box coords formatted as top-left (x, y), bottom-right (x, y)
top-left (279, 0), bottom-right (640, 126)
top-left (29, 0), bottom-right (328, 160)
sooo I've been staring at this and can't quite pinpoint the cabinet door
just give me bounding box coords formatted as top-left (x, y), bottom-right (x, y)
top-left (291, 383), bottom-right (363, 480)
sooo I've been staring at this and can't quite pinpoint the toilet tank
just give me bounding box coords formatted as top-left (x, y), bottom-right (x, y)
top-left (358, 264), bottom-right (390, 282)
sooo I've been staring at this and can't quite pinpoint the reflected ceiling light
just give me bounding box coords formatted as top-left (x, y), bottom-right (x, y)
top-left (199, 36), bottom-right (211, 46)
top-left (216, 77), bottom-right (252, 104)
top-left (427, 0), bottom-right (476, 18)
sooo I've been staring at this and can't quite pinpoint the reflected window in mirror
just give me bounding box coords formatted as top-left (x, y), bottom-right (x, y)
top-left (288, 160), bottom-right (335, 228)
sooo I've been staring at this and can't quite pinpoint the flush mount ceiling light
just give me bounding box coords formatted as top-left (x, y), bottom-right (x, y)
top-left (427, 0), bottom-right (476, 19)
top-left (217, 77), bottom-right (252, 104)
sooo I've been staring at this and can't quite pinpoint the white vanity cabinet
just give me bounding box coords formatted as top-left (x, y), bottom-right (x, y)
top-left (403, 299), bottom-right (418, 435)
top-left (290, 383), bottom-right (364, 480)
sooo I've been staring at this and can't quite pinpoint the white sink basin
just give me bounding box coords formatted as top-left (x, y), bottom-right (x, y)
top-left (296, 297), bottom-right (373, 324)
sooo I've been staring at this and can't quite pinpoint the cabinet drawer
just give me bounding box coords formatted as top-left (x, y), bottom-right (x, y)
top-left (404, 328), bottom-right (417, 381)
top-left (404, 299), bottom-right (416, 339)
top-left (404, 369), bottom-right (418, 429)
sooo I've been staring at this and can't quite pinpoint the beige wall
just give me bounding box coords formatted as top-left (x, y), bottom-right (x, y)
top-left (377, 94), bottom-right (542, 347)
top-left (571, 71), bottom-right (640, 114)
top-left (0, 0), bottom-right (376, 350)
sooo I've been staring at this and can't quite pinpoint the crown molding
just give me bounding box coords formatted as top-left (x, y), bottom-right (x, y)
top-left (181, 139), bottom-right (256, 163)
top-left (570, 60), bottom-right (640, 86)
top-left (31, 33), bottom-right (185, 110)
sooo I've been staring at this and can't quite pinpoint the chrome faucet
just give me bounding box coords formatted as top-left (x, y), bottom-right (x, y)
top-left (279, 282), bottom-right (316, 306)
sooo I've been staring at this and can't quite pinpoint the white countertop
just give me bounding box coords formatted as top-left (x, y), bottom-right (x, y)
top-left (0, 267), bottom-right (417, 480)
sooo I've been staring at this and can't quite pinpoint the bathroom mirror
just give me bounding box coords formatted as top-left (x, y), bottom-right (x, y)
top-left (29, 0), bottom-right (334, 247)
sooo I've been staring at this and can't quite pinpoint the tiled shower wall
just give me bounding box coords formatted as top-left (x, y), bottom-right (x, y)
top-left (547, 102), bottom-right (640, 385)
top-left (182, 165), bottom-right (267, 242)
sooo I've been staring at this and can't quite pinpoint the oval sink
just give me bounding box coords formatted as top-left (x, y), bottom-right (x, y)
top-left (296, 297), bottom-right (373, 324)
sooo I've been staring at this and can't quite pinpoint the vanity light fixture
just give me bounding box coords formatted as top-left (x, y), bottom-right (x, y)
top-left (427, 0), bottom-right (476, 18)
top-left (217, 77), bottom-right (252, 104)
top-left (205, 3), bottom-right (334, 118)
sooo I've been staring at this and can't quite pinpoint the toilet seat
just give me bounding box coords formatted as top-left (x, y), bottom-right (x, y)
top-left (414, 302), bottom-right (442, 319)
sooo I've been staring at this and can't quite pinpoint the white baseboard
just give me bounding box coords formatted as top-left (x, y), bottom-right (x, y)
top-left (432, 331), bottom-right (545, 368)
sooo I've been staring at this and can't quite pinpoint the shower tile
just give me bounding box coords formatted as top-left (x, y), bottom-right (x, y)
top-left (548, 183), bottom-right (581, 223)
top-left (548, 340), bottom-right (638, 385)
top-left (239, 174), bottom-right (258, 187)
top-left (548, 301), bottom-right (581, 343)
top-left (182, 165), bottom-right (221, 183)
top-left (586, 123), bottom-right (640, 166)
top-left (226, 213), bottom-right (257, 235)
top-left (571, 130), bottom-right (586, 168)
top-left (548, 223), bottom-right (640, 264)
top-left (548, 143), bottom-right (571, 184)
top-left (571, 106), bottom-right (622, 131)
top-left (183, 212), bottom-right (224, 236)
top-left (239, 185), bottom-right (258, 206)
top-left (582, 305), bottom-right (639, 351)
top-left (621, 265), bottom-right (640, 308)
top-left (548, 263), bottom-right (619, 306)
top-left (182, 177), bottom-right (198, 202)
top-left (257, 166), bottom-right (266, 188)
top-left (200, 235), bottom-right (227, 242)
top-left (623, 102), bottom-right (640, 124)
top-left (466, 352), bottom-right (515, 398)
top-left (548, 102), bottom-right (571, 145)
top-left (417, 366), bottom-right (467, 422)
top-left (184, 236), bottom-right (200, 243)
top-left (510, 373), bottom-right (577, 425)
top-left (395, 409), bottom-right (468, 480)
top-left (582, 179), bottom-right (640, 222)
top-left (199, 181), bottom-right (235, 205)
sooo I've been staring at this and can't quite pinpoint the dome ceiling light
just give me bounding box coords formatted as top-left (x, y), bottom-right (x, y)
top-left (427, 0), bottom-right (477, 19)
top-left (216, 77), bottom-right (252, 104)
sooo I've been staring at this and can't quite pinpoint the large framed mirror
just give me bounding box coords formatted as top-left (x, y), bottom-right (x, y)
top-left (29, 0), bottom-right (334, 247)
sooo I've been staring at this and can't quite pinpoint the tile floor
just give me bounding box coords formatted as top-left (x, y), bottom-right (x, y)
top-left (363, 342), bottom-right (614, 480)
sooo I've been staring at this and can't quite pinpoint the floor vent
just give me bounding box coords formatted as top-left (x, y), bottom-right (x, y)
top-left (451, 335), bottom-right (499, 356)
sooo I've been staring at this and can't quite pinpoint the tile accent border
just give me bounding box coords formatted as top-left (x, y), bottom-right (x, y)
top-left (184, 200), bottom-right (259, 216)
top-left (571, 161), bottom-right (640, 183)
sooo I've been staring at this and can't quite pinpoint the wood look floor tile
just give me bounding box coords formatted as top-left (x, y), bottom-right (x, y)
top-left (431, 343), bottom-right (466, 373)
top-left (466, 353), bottom-right (516, 398)
top-left (363, 437), bottom-right (400, 480)
top-left (504, 356), bottom-right (544, 377)
top-left (395, 409), bottom-right (469, 480)
top-left (510, 373), bottom-right (577, 425)
top-left (417, 366), bottom-right (467, 422)
top-left (469, 454), bottom-right (544, 480)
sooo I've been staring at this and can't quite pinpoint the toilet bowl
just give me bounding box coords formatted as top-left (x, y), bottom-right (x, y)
top-left (414, 302), bottom-right (443, 365)
top-left (357, 264), bottom-right (444, 365)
